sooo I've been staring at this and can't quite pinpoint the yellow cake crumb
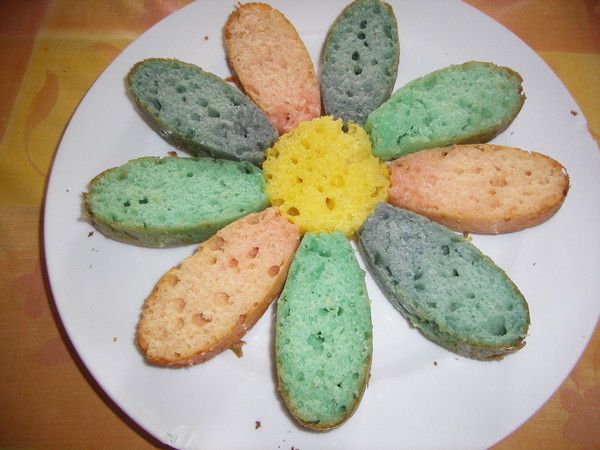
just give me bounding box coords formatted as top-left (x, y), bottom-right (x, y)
top-left (263, 116), bottom-right (389, 237)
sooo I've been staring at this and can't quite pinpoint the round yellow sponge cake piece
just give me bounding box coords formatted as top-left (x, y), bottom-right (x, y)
top-left (263, 116), bottom-right (389, 237)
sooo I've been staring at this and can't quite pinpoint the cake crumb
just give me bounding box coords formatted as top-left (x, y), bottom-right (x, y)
top-left (113, 337), bottom-right (118, 342)
top-left (88, 231), bottom-right (94, 237)
top-left (570, 110), bottom-right (578, 116)
top-left (224, 75), bottom-right (239, 84)
top-left (462, 231), bottom-right (471, 241)
top-left (255, 420), bottom-right (261, 429)
top-left (433, 360), bottom-right (438, 366)
top-left (203, 35), bottom-right (209, 41)
top-left (167, 151), bottom-right (177, 157)
top-left (230, 340), bottom-right (246, 358)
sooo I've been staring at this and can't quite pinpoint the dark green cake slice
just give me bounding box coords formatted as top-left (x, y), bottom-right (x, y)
top-left (358, 203), bottom-right (530, 360)
top-left (321, 0), bottom-right (399, 125)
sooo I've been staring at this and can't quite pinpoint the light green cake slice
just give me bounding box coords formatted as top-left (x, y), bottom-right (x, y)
top-left (365, 61), bottom-right (525, 160)
top-left (275, 232), bottom-right (372, 430)
top-left (84, 156), bottom-right (268, 247)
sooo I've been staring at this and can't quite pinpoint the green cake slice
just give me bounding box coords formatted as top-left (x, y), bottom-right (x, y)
top-left (358, 203), bottom-right (530, 360)
top-left (365, 61), bottom-right (525, 160)
top-left (275, 232), bottom-right (372, 430)
top-left (84, 156), bottom-right (268, 247)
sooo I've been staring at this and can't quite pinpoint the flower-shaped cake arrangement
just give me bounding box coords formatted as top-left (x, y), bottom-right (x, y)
top-left (84, 0), bottom-right (569, 430)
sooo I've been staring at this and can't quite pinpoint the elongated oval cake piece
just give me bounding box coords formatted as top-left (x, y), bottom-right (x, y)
top-left (83, 156), bottom-right (268, 247)
top-left (137, 208), bottom-right (300, 367)
top-left (389, 144), bottom-right (569, 234)
top-left (358, 203), bottom-right (530, 360)
top-left (276, 232), bottom-right (372, 430)
top-left (365, 61), bottom-right (525, 160)
top-left (224, 3), bottom-right (321, 134)
top-left (321, 0), bottom-right (399, 125)
top-left (127, 58), bottom-right (277, 165)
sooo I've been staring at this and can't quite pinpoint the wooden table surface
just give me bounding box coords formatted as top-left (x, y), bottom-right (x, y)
top-left (1, 1), bottom-right (598, 448)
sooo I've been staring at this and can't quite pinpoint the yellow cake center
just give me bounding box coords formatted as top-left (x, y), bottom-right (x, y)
top-left (263, 116), bottom-right (390, 237)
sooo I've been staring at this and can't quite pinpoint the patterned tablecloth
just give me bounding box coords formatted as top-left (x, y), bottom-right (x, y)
top-left (1, 1), bottom-right (598, 448)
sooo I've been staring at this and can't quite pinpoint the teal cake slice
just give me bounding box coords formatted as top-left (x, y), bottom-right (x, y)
top-left (127, 58), bottom-right (278, 166)
top-left (365, 61), bottom-right (525, 160)
top-left (275, 232), bottom-right (372, 430)
top-left (358, 203), bottom-right (530, 360)
top-left (84, 156), bottom-right (268, 247)
top-left (321, 0), bottom-right (399, 125)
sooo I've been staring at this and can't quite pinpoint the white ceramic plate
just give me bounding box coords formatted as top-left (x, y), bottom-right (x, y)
top-left (44, 1), bottom-right (600, 448)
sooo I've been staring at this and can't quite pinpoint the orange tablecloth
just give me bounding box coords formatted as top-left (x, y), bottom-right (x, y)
top-left (0, 1), bottom-right (598, 448)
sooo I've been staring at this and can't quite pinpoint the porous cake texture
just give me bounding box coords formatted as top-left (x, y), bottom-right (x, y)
top-left (263, 116), bottom-right (389, 237)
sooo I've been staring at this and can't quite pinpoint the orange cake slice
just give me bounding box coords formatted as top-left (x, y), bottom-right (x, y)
top-left (389, 144), bottom-right (569, 234)
top-left (137, 207), bottom-right (300, 366)
top-left (224, 2), bottom-right (321, 134)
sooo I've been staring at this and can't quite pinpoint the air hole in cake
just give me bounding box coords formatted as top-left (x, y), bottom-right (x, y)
top-left (268, 265), bottom-right (281, 277)
top-left (287, 207), bottom-right (300, 216)
top-left (174, 298), bottom-right (186, 312)
top-left (384, 24), bottom-right (392, 38)
top-left (248, 247), bottom-right (259, 258)
top-left (208, 236), bottom-right (225, 251)
top-left (325, 197), bottom-right (335, 210)
top-left (228, 258), bottom-right (238, 268)
top-left (215, 292), bottom-right (231, 304)
top-left (486, 315), bottom-right (508, 336)
top-left (192, 312), bottom-right (212, 326)
top-left (150, 98), bottom-right (162, 111)
top-left (164, 273), bottom-right (180, 287)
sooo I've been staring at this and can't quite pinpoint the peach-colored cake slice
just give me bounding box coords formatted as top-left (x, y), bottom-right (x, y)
top-left (224, 2), bottom-right (321, 134)
top-left (137, 207), bottom-right (300, 367)
top-left (389, 144), bottom-right (569, 234)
